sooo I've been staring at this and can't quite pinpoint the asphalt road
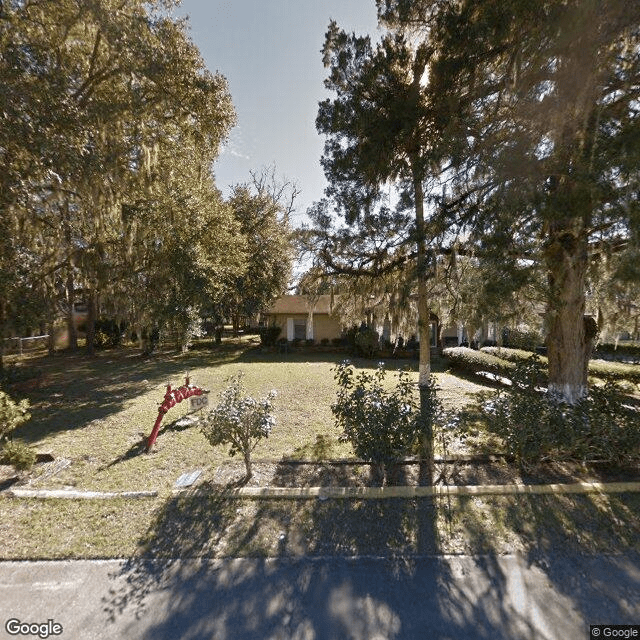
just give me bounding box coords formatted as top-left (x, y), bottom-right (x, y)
top-left (0, 553), bottom-right (638, 640)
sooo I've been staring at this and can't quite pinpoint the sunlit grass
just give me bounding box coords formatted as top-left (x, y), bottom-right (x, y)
top-left (3, 339), bottom-right (637, 561)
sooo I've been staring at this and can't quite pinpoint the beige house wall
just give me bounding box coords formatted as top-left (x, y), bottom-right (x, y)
top-left (313, 314), bottom-right (342, 341)
top-left (269, 313), bottom-right (342, 341)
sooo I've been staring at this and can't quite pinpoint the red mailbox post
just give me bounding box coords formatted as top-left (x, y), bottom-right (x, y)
top-left (146, 374), bottom-right (208, 451)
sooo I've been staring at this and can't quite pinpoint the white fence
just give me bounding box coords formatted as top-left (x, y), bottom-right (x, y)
top-left (2, 335), bottom-right (50, 356)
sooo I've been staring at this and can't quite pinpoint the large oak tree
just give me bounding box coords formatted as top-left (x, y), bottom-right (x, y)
top-left (379, 0), bottom-right (640, 402)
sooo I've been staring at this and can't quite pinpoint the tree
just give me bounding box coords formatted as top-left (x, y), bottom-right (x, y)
top-left (316, 23), bottom-right (447, 470)
top-left (201, 373), bottom-right (276, 480)
top-left (224, 168), bottom-right (296, 334)
top-left (380, 0), bottom-right (640, 402)
top-left (1, 0), bottom-right (239, 355)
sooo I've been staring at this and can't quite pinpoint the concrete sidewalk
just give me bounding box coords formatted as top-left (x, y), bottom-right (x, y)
top-left (0, 553), bottom-right (638, 640)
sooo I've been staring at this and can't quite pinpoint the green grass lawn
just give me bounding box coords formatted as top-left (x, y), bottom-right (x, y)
top-left (1, 337), bottom-right (638, 560)
top-left (3, 337), bottom-right (493, 493)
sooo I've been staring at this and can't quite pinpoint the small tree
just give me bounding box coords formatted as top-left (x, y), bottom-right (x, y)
top-left (201, 373), bottom-right (276, 479)
top-left (0, 389), bottom-right (30, 443)
top-left (0, 388), bottom-right (33, 471)
top-left (332, 361), bottom-right (440, 481)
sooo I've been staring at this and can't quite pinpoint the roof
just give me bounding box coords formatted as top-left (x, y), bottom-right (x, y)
top-left (266, 294), bottom-right (335, 315)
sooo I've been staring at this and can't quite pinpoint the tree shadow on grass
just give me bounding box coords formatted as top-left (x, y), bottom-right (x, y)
top-left (99, 456), bottom-right (640, 639)
top-left (10, 344), bottom-right (248, 443)
top-left (440, 489), bottom-right (640, 630)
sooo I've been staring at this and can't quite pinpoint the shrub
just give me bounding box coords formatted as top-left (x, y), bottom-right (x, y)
top-left (259, 325), bottom-right (281, 346)
top-left (331, 361), bottom-right (439, 476)
top-left (0, 389), bottom-right (30, 442)
top-left (481, 358), bottom-right (640, 466)
top-left (588, 360), bottom-right (640, 385)
top-left (354, 327), bottom-right (380, 358)
top-left (305, 338), bottom-right (315, 346)
top-left (331, 338), bottom-right (343, 347)
top-left (200, 373), bottom-right (276, 479)
top-left (481, 346), bottom-right (541, 362)
top-left (594, 342), bottom-right (640, 364)
top-left (1, 439), bottom-right (36, 471)
top-left (93, 318), bottom-right (123, 349)
top-left (443, 347), bottom-right (515, 378)
top-left (482, 346), bottom-right (640, 385)
top-left (320, 338), bottom-right (330, 346)
top-left (503, 328), bottom-right (541, 351)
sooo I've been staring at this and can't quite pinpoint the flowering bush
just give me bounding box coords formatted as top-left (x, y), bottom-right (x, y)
top-left (332, 361), bottom-right (438, 473)
top-left (201, 373), bottom-right (276, 479)
top-left (0, 388), bottom-right (30, 442)
top-left (0, 388), bottom-right (32, 471)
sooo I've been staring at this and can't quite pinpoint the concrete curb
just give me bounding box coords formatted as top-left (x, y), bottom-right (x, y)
top-left (6, 489), bottom-right (158, 499)
top-left (197, 481), bottom-right (640, 500)
top-left (5, 482), bottom-right (640, 501)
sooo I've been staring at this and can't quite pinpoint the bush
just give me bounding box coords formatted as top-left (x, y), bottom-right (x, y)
top-left (594, 342), bottom-right (640, 364)
top-left (259, 325), bottom-right (281, 346)
top-left (200, 373), bottom-right (276, 479)
top-left (305, 338), bottom-right (315, 346)
top-left (331, 361), bottom-right (439, 476)
top-left (482, 346), bottom-right (640, 385)
top-left (320, 338), bottom-right (330, 346)
top-left (354, 327), bottom-right (380, 358)
top-left (1, 439), bottom-right (36, 471)
top-left (443, 347), bottom-right (515, 378)
top-left (0, 389), bottom-right (30, 442)
top-left (503, 328), bottom-right (541, 351)
top-left (482, 346), bottom-right (538, 360)
top-left (588, 359), bottom-right (640, 385)
top-left (481, 358), bottom-right (640, 466)
top-left (331, 337), bottom-right (343, 347)
top-left (93, 318), bottom-right (123, 349)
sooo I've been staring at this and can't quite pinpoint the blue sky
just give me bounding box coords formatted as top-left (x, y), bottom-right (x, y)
top-left (177, 0), bottom-right (380, 223)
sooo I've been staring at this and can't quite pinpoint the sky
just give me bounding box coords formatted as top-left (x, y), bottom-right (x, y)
top-left (176, 0), bottom-right (381, 225)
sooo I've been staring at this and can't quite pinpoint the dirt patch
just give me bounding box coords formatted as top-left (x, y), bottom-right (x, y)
top-left (208, 459), bottom-right (640, 489)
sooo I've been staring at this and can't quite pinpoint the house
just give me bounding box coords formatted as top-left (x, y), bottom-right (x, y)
top-left (264, 294), bottom-right (507, 349)
top-left (265, 295), bottom-right (443, 348)
top-left (263, 295), bottom-right (343, 342)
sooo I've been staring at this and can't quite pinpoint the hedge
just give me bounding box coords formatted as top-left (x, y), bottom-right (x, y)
top-left (593, 342), bottom-right (640, 364)
top-left (442, 347), bottom-right (515, 378)
top-left (482, 346), bottom-right (548, 365)
top-left (481, 346), bottom-right (640, 385)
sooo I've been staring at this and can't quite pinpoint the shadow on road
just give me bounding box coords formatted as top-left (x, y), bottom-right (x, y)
top-left (101, 470), bottom-right (640, 639)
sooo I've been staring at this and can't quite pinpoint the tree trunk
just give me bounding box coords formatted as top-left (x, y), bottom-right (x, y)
top-left (63, 197), bottom-right (77, 351)
top-left (47, 319), bottom-right (55, 356)
top-left (413, 171), bottom-right (433, 484)
top-left (0, 297), bottom-right (5, 374)
top-left (545, 226), bottom-right (591, 403)
top-left (85, 289), bottom-right (96, 356)
top-left (243, 451), bottom-right (252, 480)
top-left (66, 271), bottom-right (78, 351)
top-left (232, 312), bottom-right (240, 337)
